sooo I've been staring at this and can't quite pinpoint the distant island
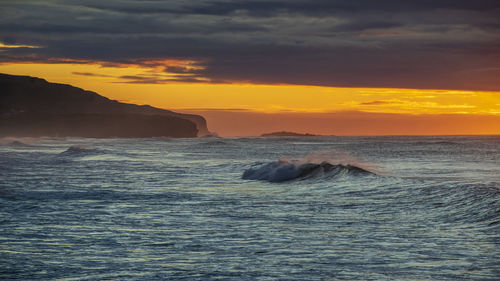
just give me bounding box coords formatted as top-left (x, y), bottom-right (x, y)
top-left (261, 131), bottom-right (320, 137)
top-left (0, 73), bottom-right (209, 138)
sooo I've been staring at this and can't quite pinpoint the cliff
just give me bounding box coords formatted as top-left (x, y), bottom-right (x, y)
top-left (0, 73), bottom-right (209, 138)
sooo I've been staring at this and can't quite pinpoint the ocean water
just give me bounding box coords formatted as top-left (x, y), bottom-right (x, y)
top-left (0, 136), bottom-right (499, 280)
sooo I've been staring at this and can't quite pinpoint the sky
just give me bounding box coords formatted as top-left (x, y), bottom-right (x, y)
top-left (1, 0), bottom-right (499, 136)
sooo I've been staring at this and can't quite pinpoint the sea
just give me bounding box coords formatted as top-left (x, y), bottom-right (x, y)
top-left (0, 136), bottom-right (499, 280)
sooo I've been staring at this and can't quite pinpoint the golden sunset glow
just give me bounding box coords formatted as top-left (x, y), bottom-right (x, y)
top-left (0, 42), bottom-right (42, 49)
top-left (1, 62), bottom-right (499, 136)
top-left (1, 62), bottom-right (499, 113)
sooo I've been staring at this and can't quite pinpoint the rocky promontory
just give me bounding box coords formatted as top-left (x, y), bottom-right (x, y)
top-left (0, 73), bottom-right (209, 138)
top-left (261, 131), bottom-right (319, 137)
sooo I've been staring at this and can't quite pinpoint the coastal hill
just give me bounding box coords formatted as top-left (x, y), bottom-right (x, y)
top-left (261, 131), bottom-right (320, 137)
top-left (0, 73), bottom-right (209, 138)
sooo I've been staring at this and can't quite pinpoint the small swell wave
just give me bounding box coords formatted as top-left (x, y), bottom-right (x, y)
top-left (8, 140), bottom-right (30, 147)
top-left (414, 141), bottom-right (459, 146)
top-left (201, 140), bottom-right (227, 146)
top-left (242, 160), bottom-right (375, 183)
top-left (59, 145), bottom-right (99, 156)
top-left (0, 137), bottom-right (35, 147)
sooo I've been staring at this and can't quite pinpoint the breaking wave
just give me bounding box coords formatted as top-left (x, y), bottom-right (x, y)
top-left (242, 160), bottom-right (375, 182)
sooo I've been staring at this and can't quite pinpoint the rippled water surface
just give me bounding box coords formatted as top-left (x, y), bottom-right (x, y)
top-left (1, 136), bottom-right (499, 280)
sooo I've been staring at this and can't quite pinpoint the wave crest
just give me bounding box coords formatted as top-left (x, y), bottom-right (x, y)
top-left (242, 160), bottom-right (375, 182)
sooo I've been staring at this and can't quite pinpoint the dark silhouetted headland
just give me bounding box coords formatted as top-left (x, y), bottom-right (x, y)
top-left (0, 73), bottom-right (209, 138)
top-left (261, 131), bottom-right (319, 137)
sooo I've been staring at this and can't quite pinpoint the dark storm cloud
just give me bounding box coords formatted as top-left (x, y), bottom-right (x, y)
top-left (74, 0), bottom-right (500, 15)
top-left (1, 0), bottom-right (500, 90)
